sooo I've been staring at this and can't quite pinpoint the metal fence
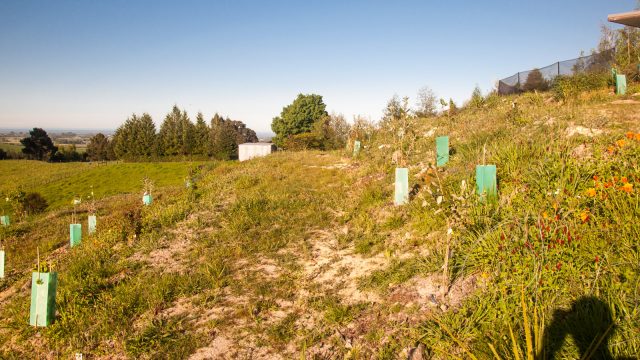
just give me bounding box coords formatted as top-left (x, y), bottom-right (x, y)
top-left (498, 49), bottom-right (615, 95)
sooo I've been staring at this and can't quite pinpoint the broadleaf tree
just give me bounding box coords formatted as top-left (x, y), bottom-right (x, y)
top-left (271, 94), bottom-right (328, 147)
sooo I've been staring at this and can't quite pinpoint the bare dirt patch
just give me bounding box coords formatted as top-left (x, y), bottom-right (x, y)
top-left (303, 229), bottom-right (388, 304)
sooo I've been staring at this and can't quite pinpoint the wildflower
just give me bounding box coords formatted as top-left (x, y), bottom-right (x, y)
top-left (604, 181), bottom-right (614, 189)
top-left (635, 133), bottom-right (640, 141)
top-left (594, 256), bottom-right (600, 263)
top-left (621, 177), bottom-right (628, 184)
top-left (585, 188), bottom-right (597, 197)
top-left (616, 139), bottom-right (626, 147)
top-left (626, 132), bottom-right (634, 139)
top-left (593, 175), bottom-right (599, 182)
top-left (556, 262), bottom-right (562, 270)
top-left (620, 183), bottom-right (633, 193)
top-left (580, 209), bottom-right (590, 223)
top-left (607, 146), bottom-right (615, 154)
top-left (542, 211), bottom-right (549, 219)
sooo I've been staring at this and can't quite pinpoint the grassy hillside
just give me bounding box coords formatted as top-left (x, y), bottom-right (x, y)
top-left (1, 89), bottom-right (639, 359)
top-left (0, 161), bottom-right (208, 209)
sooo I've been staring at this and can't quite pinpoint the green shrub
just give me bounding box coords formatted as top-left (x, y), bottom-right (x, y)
top-left (551, 72), bottom-right (610, 100)
top-left (20, 192), bottom-right (48, 214)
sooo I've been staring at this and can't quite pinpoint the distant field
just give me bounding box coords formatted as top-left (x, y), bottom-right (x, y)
top-left (0, 160), bottom-right (211, 209)
top-left (0, 143), bottom-right (23, 152)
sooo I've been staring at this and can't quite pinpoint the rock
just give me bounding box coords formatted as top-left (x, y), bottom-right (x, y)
top-left (566, 125), bottom-right (603, 138)
top-left (406, 343), bottom-right (426, 360)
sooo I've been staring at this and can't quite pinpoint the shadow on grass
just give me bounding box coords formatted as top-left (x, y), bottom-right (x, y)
top-left (541, 296), bottom-right (634, 360)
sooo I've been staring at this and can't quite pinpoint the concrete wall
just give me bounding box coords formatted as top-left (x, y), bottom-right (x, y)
top-left (238, 143), bottom-right (274, 162)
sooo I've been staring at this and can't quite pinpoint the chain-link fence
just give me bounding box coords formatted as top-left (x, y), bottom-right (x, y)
top-left (498, 49), bottom-right (615, 95)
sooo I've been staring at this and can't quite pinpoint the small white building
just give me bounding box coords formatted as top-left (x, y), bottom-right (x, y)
top-left (238, 143), bottom-right (275, 162)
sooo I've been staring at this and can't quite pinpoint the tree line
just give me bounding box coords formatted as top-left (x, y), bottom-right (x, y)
top-left (103, 106), bottom-right (258, 161)
top-left (3, 106), bottom-right (258, 162)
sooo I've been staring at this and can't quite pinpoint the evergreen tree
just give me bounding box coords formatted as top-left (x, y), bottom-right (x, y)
top-left (112, 113), bottom-right (157, 160)
top-left (20, 128), bottom-right (58, 161)
top-left (136, 113), bottom-right (158, 157)
top-left (193, 112), bottom-right (210, 156)
top-left (159, 105), bottom-right (194, 156)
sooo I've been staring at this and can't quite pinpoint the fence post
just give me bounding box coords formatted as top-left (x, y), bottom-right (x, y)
top-left (557, 62), bottom-right (560, 76)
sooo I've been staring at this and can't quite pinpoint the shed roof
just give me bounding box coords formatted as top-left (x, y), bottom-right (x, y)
top-left (608, 10), bottom-right (640, 27)
top-left (239, 142), bottom-right (273, 146)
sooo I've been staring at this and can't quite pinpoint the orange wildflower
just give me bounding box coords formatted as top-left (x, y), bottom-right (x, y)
top-left (607, 146), bottom-right (615, 154)
top-left (635, 133), bottom-right (640, 141)
top-left (621, 177), bottom-right (628, 184)
top-left (621, 183), bottom-right (633, 193)
top-left (616, 139), bottom-right (626, 147)
top-left (585, 188), bottom-right (597, 197)
top-left (580, 209), bottom-right (590, 223)
top-left (626, 131), bottom-right (634, 139)
top-left (593, 175), bottom-right (599, 181)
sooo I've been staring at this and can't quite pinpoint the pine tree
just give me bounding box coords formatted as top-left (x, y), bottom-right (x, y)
top-left (194, 112), bottom-right (210, 156)
top-left (137, 113), bottom-right (158, 157)
top-left (112, 113), bottom-right (157, 160)
top-left (159, 106), bottom-right (194, 156)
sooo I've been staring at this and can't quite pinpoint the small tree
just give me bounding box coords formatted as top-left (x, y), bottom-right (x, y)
top-left (469, 85), bottom-right (485, 109)
top-left (415, 86), bottom-right (438, 117)
top-left (522, 69), bottom-right (548, 92)
top-left (20, 128), bottom-right (57, 161)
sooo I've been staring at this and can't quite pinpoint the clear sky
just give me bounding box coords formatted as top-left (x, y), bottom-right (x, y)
top-left (0, 0), bottom-right (635, 132)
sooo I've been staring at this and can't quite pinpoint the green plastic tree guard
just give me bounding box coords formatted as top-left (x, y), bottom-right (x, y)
top-left (616, 74), bottom-right (627, 95)
top-left (436, 136), bottom-right (449, 167)
top-left (0, 215), bottom-right (9, 226)
top-left (29, 272), bottom-right (57, 327)
top-left (394, 168), bottom-right (409, 205)
top-left (0, 250), bottom-right (5, 278)
top-left (476, 165), bottom-right (497, 199)
top-left (353, 140), bottom-right (361, 157)
top-left (70, 223), bottom-right (82, 247)
top-left (88, 215), bottom-right (97, 235)
top-left (143, 194), bottom-right (153, 205)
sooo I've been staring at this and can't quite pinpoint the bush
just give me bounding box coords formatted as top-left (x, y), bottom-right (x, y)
top-left (282, 133), bottom-right (324, 150)
top-left (551, 72), bottom-right (611, 100)
top-left (20, 192), bottom-right (48, 215)
top-left (522, 68), bottom-right (549, 92)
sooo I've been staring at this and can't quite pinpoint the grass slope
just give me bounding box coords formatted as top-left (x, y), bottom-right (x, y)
top-left (0, 89), bottom-right (639, 359)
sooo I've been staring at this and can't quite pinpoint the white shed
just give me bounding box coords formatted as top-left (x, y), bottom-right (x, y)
top-left (238, 143), bottom-right (275, 162)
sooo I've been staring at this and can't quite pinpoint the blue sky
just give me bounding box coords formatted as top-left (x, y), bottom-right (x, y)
top-left (0, 1), bottom-right (635, 132)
